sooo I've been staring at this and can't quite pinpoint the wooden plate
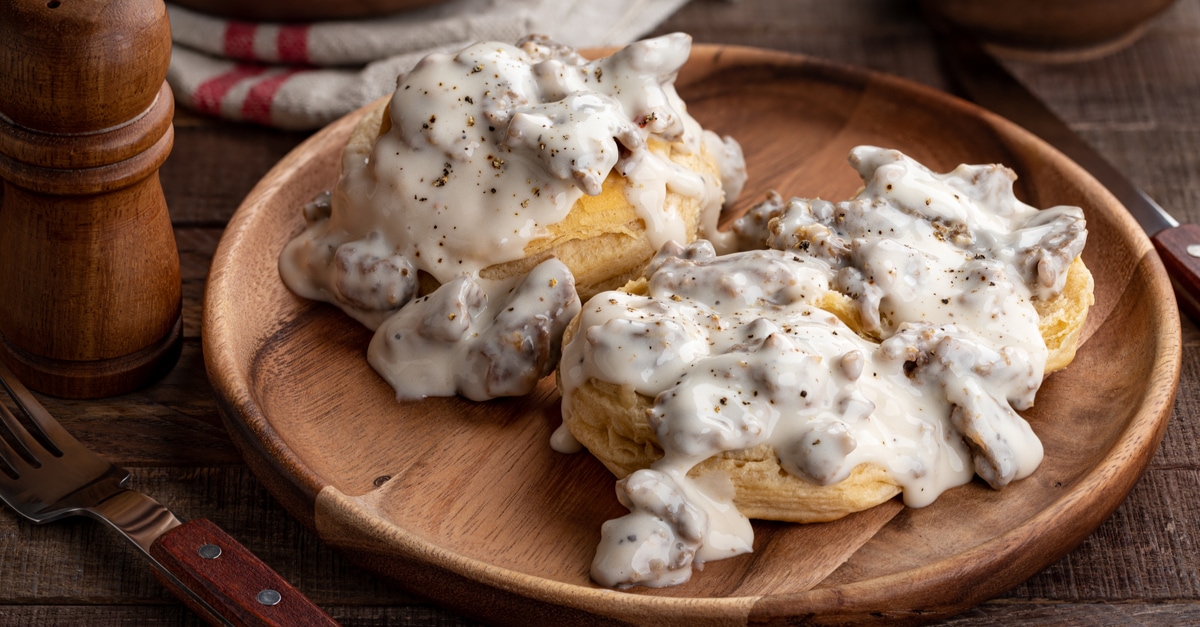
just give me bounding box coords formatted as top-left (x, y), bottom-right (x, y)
top-left (203, 45), bottom-right (1180, 625)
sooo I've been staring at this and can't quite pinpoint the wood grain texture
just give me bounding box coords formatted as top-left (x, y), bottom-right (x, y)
top-left (0, 467), bottom-right (419, 604)
top-left (1153, 223), bottom-right (1200, 321)
top-left (2, 1), bottom-right (1199, 625)
top-left (0, 0), bottom-right (182, 398)
top-left (203, 44), bottom-right (1178, 625)
top-left (150, 518), bottom-right (339, 626)
top-left (919, 0), bottom-right (1178, 53)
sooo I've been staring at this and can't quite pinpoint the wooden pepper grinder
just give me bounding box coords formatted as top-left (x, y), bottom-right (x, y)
top-left (0, 0), bottom-right (182, 398)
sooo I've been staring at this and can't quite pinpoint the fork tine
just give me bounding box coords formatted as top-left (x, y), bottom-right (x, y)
top-left (0, 400), bottom-right (41, 467)
top-left (0, 360), bottom-right (64, 457)
top-left (0, 416), bottom-right (30, 480)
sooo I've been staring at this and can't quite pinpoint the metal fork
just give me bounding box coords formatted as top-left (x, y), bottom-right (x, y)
top-left (0, 358), bottom-right (339, 626)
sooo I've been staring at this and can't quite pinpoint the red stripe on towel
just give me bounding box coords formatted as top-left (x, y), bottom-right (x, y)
top-left (193, 65), bottom-right (267, 115)
top-left (241, 69), bottom-right (301, 125)
top-left (224, 22), bottom-right (258, 60)
top-left (278, 25), bottom-right (311, 64)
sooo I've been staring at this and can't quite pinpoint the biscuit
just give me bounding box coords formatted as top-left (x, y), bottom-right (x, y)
top-left (558, 255), bottom-right (1093, 523)
top-left (345, 97), bottom-right (722, 302)
top-left (1038, 256), bottom-right (1095, 373)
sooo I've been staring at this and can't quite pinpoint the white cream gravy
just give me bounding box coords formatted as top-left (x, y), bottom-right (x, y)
top-left (559, 146), bottom-right (1087, 588)
top-left (277, 34), bottom-right (746, 400)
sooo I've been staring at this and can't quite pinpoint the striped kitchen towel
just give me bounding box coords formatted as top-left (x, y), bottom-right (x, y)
top-left (167, 0), bottom-right (691, 130)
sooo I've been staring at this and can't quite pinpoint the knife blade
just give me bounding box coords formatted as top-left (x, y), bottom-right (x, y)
top-left (932, 27), bottom-right (1200, 321)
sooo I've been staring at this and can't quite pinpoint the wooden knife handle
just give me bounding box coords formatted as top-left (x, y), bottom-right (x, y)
top-left (1151, 223), bottom-right (1200, 323)
top-left (149, 518), bottom-right (339, 626)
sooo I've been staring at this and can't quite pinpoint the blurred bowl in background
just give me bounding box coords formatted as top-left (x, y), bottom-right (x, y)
top-left (170, 0), bottom-right (446, 22)
top-left (919, 0), bottom-right (1178, 62)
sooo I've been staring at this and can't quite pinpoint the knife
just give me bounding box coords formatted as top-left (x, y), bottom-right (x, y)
top-left (931, 26), bottom-right (1200, 321)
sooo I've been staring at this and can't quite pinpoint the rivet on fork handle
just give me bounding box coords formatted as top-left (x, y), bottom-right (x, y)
top-left (150, 518), bottom-right (340, 627)
top-left (199, 544), bottom-right (223, 559)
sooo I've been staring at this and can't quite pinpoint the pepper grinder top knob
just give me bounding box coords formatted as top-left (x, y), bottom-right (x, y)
top-left (0, 0), bottom-right (171, 133)
top-left (0, 0), bottom-right (183, 398)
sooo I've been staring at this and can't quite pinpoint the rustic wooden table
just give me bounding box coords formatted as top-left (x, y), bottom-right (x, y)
top-left (2, 0), bottom-right (1198, 624)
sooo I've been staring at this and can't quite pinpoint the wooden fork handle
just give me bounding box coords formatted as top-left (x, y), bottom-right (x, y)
top-left (149, 518), bottom-right (340, 626)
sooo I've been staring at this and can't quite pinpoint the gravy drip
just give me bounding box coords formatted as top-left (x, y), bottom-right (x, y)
top-left (277, 34), bottom-right (746, 400)
top-left (559, 146), bottom-right (1088, 588)
top-left (370, 257), bottom-right (580, 401)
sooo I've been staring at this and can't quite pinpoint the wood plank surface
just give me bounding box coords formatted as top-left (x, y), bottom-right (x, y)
top-left (0, 0), bottom-right (1197, 625)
